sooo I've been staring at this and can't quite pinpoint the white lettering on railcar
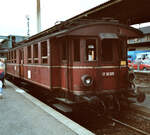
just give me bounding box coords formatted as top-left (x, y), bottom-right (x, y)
top-left (102, 72), bottom-right (115, 77)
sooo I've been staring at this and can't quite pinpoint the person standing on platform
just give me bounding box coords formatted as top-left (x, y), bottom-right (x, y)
top-left (0, 59), bottom-right (5, 96)
top-left (0, 80), bottom-right (3, 99)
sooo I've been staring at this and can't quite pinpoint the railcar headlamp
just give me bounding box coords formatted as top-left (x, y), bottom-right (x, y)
top-left (120, 61), bottom-right (126, 66)
top-left (81, 75), bottom-right (93, 87)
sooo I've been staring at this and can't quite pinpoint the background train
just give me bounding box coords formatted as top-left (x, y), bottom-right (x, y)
top-left (6, 19), bottom-right (145, 114)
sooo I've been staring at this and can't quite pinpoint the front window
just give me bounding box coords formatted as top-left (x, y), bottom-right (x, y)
top-left (101, 39), bottom-right (113, 62)
top-left (73, 39), bottom-right (80, 62)
top-left (101, 39), bottom-right (126, 62)
top-left (86, 39), bottom-right (97, 61)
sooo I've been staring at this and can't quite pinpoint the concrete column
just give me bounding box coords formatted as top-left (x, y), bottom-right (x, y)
top-left (37, 0), bottom-right (41, 33)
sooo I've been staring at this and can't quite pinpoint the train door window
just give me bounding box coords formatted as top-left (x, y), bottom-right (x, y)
top-left (86, 39), bottom-right (97, 61)
top-left (62, 40), bottom-right (67, 61)
top-left (27, 46), bottom-right (32, 63)
top-left (33, 44), bottom-right (38, 64)
top-left (73, 39), bottom-right (80, 62)
top-left (101, 39), bottom-right (114, 62)
top-left (41, 41), bottom-right (48, 64)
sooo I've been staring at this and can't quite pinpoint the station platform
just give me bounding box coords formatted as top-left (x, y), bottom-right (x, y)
top-left (0, 80), bottom-right (94, 135)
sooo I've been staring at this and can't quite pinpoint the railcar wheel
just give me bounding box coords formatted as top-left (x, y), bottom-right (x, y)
top-left (113, 97), bottom-right (121, 114)
top-left (97, 99), bottom-right (106, 116)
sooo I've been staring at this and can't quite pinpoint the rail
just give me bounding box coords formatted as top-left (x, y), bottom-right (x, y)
top-left (111, 118), bottom-right (150, 135)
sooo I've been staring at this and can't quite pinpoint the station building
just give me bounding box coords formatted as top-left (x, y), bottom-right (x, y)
top-left (128, 26), bottom-right (150, 51)
top-left (0, 35), bottom-right (25, 58)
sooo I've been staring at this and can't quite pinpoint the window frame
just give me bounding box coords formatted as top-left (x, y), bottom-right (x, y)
top-left (61, 39), bottom-right (68, 63)
top-left (27, 45), bottom-right (32, 64)
top-left (41, 40), bottom-right (48, 64)
top-left (13, 50), bottom-right (16, 63)
top-left (33, 43), bottom-right (39, 64)
top-left (73, 38), bottom-right (81, 62)
top-left (84, 38), bottom-right (98, 62)
top-left (100, 38), bottom-right (126, 63)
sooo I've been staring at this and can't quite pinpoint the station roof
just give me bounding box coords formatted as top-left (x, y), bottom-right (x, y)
top-left (140, 26), bottom-right (150, 34)
top-left (24, 0), bottom-right (150, 42)
top-left (67, 0), bottom-right (150, 25)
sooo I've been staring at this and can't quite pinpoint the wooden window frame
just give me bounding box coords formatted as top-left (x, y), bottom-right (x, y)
top-left (27, 46), bottom-right (32, 64)
top-left (41, 41), bottom-right (48, 64)
top-left (33, 43), bottom-right (39, 64)
top-left (84, 38), bottom-right (98, 62)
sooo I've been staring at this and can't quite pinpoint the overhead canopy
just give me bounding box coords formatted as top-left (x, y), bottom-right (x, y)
top-left (25, 0), bottom-right (150, 41)
top-left (67, 0), bottom-right (150, 25)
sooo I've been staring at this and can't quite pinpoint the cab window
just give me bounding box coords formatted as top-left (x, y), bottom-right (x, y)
top-left (86, 39), bottom-right (97, 61)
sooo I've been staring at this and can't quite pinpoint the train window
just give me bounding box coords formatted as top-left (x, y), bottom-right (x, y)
top-left (7, 52), bottom-right (10, 63)
top-left (86, 39), bottom-right (97, 61)
top-left (41, 41), bottom-right (48, 64)
top-left (33, 44), bottom-right (38, 64)
top-left (73, 39), bottom-right (80, 61)
top-left (101, 39), bottom-right (113, 62)
top-left (62, 40), bottom-right (67, 61)
top-left (10, 51), bottom-right (13, 63)
top-left (14, 50), bottom-right (16, 63)
top-left (27, 46), bottom-right (32, 63)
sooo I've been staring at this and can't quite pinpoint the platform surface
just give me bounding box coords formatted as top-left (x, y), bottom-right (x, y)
top-left (0, 80), bottom-right (94, 135)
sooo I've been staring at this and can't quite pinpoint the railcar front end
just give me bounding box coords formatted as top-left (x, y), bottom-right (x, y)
top-left (56, 21), bottom-right (145, 114)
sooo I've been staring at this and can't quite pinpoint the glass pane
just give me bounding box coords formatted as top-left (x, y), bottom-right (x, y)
top-left (101, 39), bottom-right (113, 62)
top-left (73, 39), bottom-right (80, 61)
top-left (86, 39), bottom-right (96, 61)
top-left (41, 41), bottom-right (47, 57)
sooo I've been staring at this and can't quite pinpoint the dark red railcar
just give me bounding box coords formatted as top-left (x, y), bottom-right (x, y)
top-left (6, 19), bottom-right (145, 114)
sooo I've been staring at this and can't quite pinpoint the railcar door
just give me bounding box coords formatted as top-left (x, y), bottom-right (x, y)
top-left (19, 49), bottom-right (24, 78)
top-left (100, 34), bottom-right (126, 90)
top-left (61, 39), bottom-right (71, 92)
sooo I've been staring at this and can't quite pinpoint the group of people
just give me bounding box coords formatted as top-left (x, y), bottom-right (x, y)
top-left (0, 59), bottom-right (5, 99)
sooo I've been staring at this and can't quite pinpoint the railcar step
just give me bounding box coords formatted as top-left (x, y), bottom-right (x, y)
top-left (53, 103), bottom-right (72, 113)
top-left (55, 98), bottom-right (75, 105)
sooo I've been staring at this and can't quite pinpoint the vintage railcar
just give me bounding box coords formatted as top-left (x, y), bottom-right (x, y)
top-left (6, 19), bottom-right (145, 114)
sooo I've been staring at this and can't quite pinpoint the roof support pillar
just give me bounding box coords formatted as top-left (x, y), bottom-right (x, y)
top-left (37, 0), bottom-right (41, 33)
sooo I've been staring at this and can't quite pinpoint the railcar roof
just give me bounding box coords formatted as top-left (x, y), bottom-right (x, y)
top-left (16, 19), bottom-right (142, 47)
top-left (14, 0), bottom-right (150, 47)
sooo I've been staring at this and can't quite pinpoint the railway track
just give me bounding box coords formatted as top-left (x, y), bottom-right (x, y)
top-left (9, 80), bottom-right (150, 135)
top-left (110, 118), bottom-right (150, 135)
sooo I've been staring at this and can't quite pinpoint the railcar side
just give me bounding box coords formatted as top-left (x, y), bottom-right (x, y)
top-left (6, 20), bottom-right (145, 114)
